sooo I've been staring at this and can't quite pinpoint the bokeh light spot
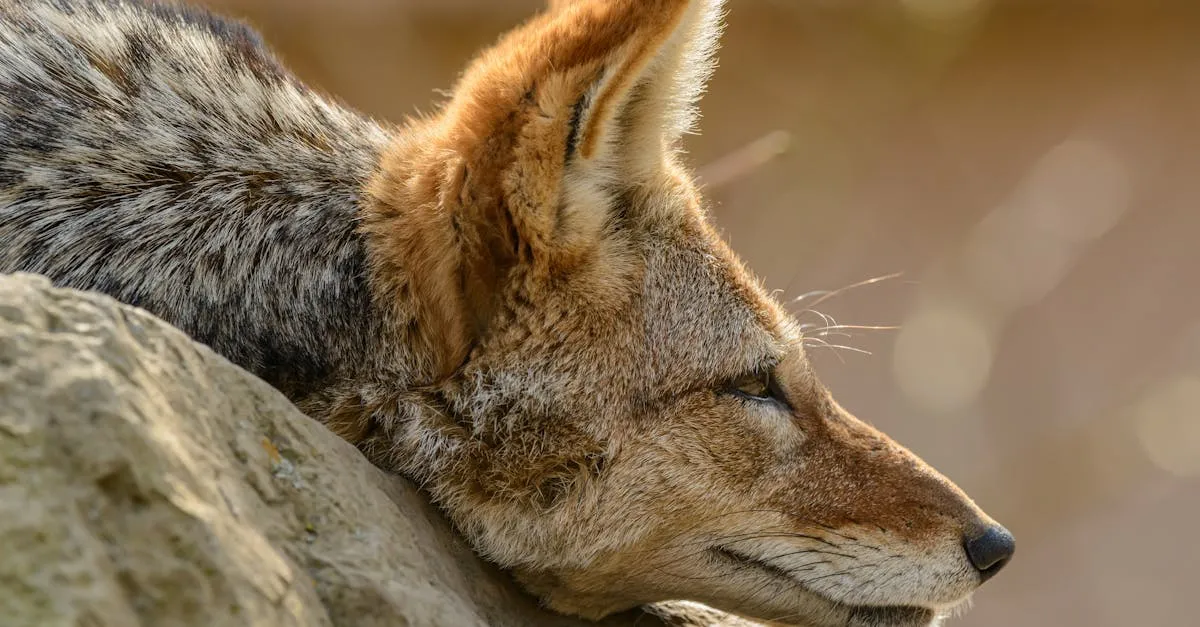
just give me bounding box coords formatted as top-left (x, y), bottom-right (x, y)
top-left (963, 207), bottom-right (1077, 312)
top-left (1018, 138), bottom-right (1132, 244)
top-left (894, 303), bottom-right (994, 414)
top-left (1135, 376), bottom-right (1200, 478)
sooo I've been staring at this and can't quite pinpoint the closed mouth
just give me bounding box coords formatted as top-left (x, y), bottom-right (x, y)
top-left (709, 546), bottom-right (939, 626)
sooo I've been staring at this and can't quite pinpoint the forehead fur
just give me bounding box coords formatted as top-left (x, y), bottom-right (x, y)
top-left (639, 213), bottom-right (785, 387)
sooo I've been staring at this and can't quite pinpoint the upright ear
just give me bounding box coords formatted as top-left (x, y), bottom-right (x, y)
top-left (537, 0), bottom-right (725, 170)
top-left (361, 0), bottom-right (724, 380)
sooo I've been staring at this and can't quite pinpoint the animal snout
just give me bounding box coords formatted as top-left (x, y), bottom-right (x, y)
top-left (963, 524), bottom-right (1015, 582)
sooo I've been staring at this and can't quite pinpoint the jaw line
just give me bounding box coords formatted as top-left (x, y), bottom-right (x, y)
top-left (708, 546), bottom-right (944, 626)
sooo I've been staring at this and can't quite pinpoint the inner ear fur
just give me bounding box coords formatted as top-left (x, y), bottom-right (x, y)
top-left (360, 0), bottom-right (723, 380)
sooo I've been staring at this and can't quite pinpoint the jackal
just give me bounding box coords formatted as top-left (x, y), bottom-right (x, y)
top-left (0, 1), bottom-right (1013, 624)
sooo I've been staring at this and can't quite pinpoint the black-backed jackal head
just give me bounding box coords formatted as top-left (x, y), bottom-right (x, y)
top-left (358, 1), bottom-right (1014, 625)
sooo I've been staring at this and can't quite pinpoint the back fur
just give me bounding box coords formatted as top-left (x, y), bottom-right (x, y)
top-left (0, 0), bottom-right (392, 396)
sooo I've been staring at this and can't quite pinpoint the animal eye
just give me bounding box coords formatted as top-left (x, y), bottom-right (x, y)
top-left (728, 369), bottom-right (776, 403)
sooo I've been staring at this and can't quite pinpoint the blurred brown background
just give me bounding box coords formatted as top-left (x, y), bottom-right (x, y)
top-left (200, 0), bottom-right (1200, 625)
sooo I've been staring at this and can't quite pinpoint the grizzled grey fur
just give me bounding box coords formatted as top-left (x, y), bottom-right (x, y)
top-left (0, 0), bottom-right (394, 397)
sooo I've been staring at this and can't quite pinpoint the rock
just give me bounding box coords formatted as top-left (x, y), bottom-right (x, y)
top-left (0, 274), bottom-right (759, 627)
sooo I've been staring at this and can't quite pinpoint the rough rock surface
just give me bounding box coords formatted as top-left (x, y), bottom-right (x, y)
top-left (0, 274), bottom-right (754, 627)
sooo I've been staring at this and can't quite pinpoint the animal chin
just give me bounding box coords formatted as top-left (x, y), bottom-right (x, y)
top-left (709, 546), bottom-right (941, 627)
top-left (845, 605), bottom-right (941, 627)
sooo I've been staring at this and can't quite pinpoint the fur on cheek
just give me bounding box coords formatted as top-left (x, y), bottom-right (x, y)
top-left (360, 386), bottom-right (611, 565)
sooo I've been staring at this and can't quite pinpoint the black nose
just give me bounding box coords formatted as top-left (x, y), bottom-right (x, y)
top-left (964, 525), bottom-right (1015, 582)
